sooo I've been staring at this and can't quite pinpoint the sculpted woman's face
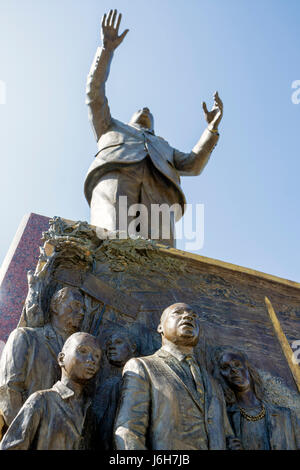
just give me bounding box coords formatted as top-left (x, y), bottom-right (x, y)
top-left (106, 334), bottom-right (134, 367)
top-left (219, 352), bottom-right (251, 392)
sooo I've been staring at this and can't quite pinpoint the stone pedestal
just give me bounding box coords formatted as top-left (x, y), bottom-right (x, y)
top-left (0, 213), bottom-right (50, 347)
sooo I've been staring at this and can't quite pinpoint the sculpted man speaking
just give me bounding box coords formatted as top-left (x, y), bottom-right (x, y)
top-left (85, 10), bottom-right (223, 247)
top-left (114, 303), bottom-right (240, 450)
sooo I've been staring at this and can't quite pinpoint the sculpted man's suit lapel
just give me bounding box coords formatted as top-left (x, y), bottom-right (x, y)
top-left (155, 349), bottom-right (210, 413)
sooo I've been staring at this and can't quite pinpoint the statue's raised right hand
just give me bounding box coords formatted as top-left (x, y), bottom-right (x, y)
top-left (101, 9), bottom-right (129, 51)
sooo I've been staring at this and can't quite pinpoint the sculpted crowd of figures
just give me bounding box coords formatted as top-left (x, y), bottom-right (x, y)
top-left (0, 288), bottom-right (299, 450)
top-left (0, 9), bottom-right (299, 451)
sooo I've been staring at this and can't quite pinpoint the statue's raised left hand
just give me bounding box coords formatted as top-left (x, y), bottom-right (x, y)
top-left (101, 9), bottom-right (129, 51)
top-left (202, 91), bottom-right (223, 131)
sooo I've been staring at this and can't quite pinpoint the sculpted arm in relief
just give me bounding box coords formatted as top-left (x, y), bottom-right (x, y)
top-left (86, 9), bottom-right (129, 140)
top-left (173, 92), bottom-right (224, 176)
top-left (114, 358), bottom-right (150, 450)
top-left (0, 328), bottom-right (30, 427)
top-left (0, 393), bottom-right (43, 450)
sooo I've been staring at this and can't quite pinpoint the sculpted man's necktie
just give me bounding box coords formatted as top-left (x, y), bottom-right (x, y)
top-left (185, 355), bottom-right (204, 403)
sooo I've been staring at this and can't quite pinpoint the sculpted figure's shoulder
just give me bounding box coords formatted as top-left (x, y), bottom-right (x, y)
top-left (97, 118), bottom-right (140, 147)
top-left (109, 118), bottom-right (134, 134)
top-left (265, 401), bottom-right (296, 419)
top-left (265, 401), bottom-right (300, 443)
top-left (5, 326), bottom-right (38, 347)
top-left (123, 356), bottom-right (145, 374)
top-left (23, 389), bottom-right (47, 409)
top-left (123, 353), bottom-right (159, 375)
top-left (155, 135), bottom-right (169, 144)
top-left (2, 326), bottom-right (53, 364)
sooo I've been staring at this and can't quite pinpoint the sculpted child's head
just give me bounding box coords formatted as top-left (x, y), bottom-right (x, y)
top-left (58, 332), bottom-right (102, 384)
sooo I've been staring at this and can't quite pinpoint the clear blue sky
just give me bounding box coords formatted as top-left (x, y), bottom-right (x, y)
top-left (0, 0), bottom-right (299, 282)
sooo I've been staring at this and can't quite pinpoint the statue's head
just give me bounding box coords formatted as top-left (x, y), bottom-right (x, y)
top-left (50, 287), bottom-right (85, 336)
top-left (58, 332), bottom-right (102, 383)
top-left (212, 346), bottom-right (264, 404)
top-left (129, 107), bottom-right (154, 133)
top-left (105, 331), bottom-right (137, 367)
top-left (157, 303), bottom-right (201, 347)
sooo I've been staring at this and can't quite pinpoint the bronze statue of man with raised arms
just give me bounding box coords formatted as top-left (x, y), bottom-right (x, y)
top-left (85, 9), bottom-right (223, 246)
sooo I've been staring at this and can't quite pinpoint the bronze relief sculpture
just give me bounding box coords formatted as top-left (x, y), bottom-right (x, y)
top-left (212, 346), bottom-right (300, 450)
top-left (94, 331), bottom-right (138, 450)
top-left (0, 332), bottom-right (102, 450)
top-left (114, 303), bottom-right (241, 450)
top-left (85, 10), bottom-right (223, 246)
top-left (0, 286), bottom-right (84, 434)
top-left (0, 7), bottom-right (299, 453)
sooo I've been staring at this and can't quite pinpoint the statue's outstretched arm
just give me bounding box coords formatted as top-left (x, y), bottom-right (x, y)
top-left (174, 92), bottom-right (223, 176)
top-left (86, 10), bottom-right (129, 141)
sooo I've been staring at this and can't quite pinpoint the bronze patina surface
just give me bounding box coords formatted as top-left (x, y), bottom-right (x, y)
top-left (114, 302), bottom-right (240, 450)
top-left (0, 8), bottom-right (299, 451)
top-left (212, 346), bottom-right (300, 450)
top-left (0, 285), bottom-right (85, 433)
top-left (0, 217), bottom-right (299, 449)
top-left (85, 10), bottom-right (223, 246)
top-left (19, 218), bottom-right (300, 397)
top-left (0, 332), bottom-right (102, 450)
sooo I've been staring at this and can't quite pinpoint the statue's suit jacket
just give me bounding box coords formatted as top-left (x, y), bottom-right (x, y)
top-left (228, 402), bottom-right (300, 450)
top-left (114, 348), bottom-right (234, 450)
top-left (85, 47), bottom-right (219, 221)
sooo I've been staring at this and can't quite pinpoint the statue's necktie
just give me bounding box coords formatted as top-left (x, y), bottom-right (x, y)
top-left (185, 355), bottom-right (204, 402)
